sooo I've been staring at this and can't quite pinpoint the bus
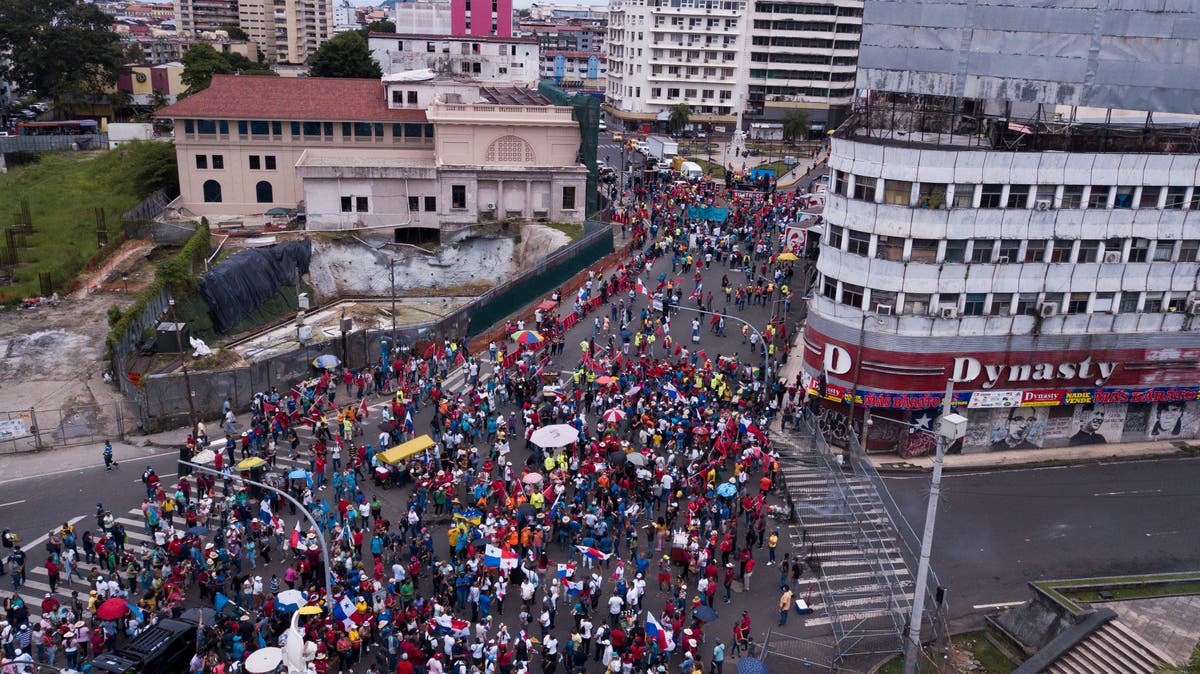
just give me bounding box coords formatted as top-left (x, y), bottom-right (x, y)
top-left (16, 119), bottom-right (99, 136)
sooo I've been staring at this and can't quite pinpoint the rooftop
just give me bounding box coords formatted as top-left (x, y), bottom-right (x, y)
top-left (157, 75), bottom-right (428, 122)
top-left (479, 87), bottom-right (553, 106)
top-left (369, 31), bottom-right (538, 44)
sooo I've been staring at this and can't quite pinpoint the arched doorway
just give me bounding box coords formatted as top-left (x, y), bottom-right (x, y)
top-left (202, 179), bottom-right (222, 203)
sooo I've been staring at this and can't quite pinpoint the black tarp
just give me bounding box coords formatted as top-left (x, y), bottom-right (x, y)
top-left (198, 239), bottom-right (312, 334)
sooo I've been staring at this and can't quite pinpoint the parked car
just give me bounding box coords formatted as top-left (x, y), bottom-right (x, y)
top-left (598, 119), bottom-right (607, 131)
top-left (611, 131), bottom-right (624, 141)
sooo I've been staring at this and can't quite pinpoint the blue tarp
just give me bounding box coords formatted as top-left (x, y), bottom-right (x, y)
top-left (687, 205), bottom-right (729, 222)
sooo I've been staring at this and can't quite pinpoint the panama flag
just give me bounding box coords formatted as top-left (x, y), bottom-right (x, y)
top-left (332, 596), bottom-right (362, 629)
top-left (288, 520), bottom-right (301, 550)
top-left (663, 383), bottom-right (682, 400)
top-left (739, 416), bottom-right (767, 443)
top-left (576, 545), bottom-right (612, 561)
top-left (403, 410), bottom-right (414, 433)
top-left (258, 499), bottom-right (276, 529)
top-left (645, 611), bottom-right (673, 651)
top-left (635, 277), bottom-right (650, 297)
top-left (434, 615), bottom-right (471, 636)
top-left (484, 545), bottom-right (520, 571)
top-left (562, 578), bottom-right (584, 595)
top-left (556, 563), bottom-right (575, 580)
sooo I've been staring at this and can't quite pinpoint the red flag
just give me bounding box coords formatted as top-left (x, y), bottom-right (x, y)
top-left (454, 350), bottom-right (466, 367)
top-left (358, 397), bottom-right (369, 420)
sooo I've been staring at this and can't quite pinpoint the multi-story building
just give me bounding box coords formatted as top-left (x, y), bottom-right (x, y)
top-left (368, 33), bottom-right (539, 84)
top-left (605, 0), bottom-right (745, 129)
top-left (116, 62), bottom-right (186, 105)
top-left (332, 0), bottom-right (361, 32)
top-left (173, 0), bottom-right (239, 34)
top-left (392, 0), bottom-right (454, 35)
top-left (156, 73), bottom-right (588, 231)
top-left (392, 0), bottom-right (512, 38)
top-left (802, 0), bottom-right (1200, 452)
top-left (527, 4), bottom-right (607, 21)
top-left (275, 0), bottom-right (335, 65)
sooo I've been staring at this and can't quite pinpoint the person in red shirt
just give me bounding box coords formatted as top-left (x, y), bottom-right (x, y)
top-left (395, 652), bottom-right (414, 674)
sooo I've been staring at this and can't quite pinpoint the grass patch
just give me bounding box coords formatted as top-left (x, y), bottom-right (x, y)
top-left (1034, 572), bottom-right (1200, 613)
top-left (692, 159), bottom-right (726, 179)
top-left (543, 221), bottom-right (584, 240)
top-left (755, 160), bottom-right (793, 177)
top-left (1063, 581), bottom-right (1200, 603)
top-left (0, 153), bottom-right (139, 301)
top-left (877, 632), bottom-right (1014, 674)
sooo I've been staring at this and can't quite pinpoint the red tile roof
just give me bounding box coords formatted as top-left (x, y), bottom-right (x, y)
top-left (157, 75), bottom-right (428, 122)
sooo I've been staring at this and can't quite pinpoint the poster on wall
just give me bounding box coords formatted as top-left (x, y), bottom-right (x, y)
top-left (0, 417), bottom-right (29, 440)
top-left (968, 390), bottom-right (1022, 409)
top-left (1066, 403), bottom-right (1127, 445)
top-left (1144, 400), bottom-right (1200, 440)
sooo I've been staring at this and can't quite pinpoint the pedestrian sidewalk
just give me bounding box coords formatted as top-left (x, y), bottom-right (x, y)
top-left (874, 438), bottom-right (1193, 474)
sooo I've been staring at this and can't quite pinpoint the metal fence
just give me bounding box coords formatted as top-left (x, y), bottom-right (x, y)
top-left (121, 188), bottom-right (175, 238)
top-left (0, 134), bottom-right (108, 154)
top-left (0, 403), bottom-right (124, 454)
top-left (761, 629), bottom-right (837, 672)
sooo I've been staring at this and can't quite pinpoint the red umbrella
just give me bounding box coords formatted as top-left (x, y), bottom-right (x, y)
top-left (96, 598), bottom-right (129, 621)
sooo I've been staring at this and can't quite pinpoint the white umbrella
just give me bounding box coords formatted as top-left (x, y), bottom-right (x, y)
top-left (192, 449), bottom-right (216, 465)
top-left (276, 589), bottom-right (305, 610)
top-left (529, 424), bottom-right (580, 449)
top-left (245, 647), bottom-right (283, 674)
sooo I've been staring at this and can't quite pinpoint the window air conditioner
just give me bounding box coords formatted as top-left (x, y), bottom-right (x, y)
top-left (1039, 302), bottom-right (1059, 317)
top-left (1103, 251), bottom-right (1122, 263)
top-left (1187, 298), bottom-right (1200, 316)
top-left (1035, 199), bottom-right (1052, 210)
top-left (486, 202), bottom-right (496, 210)
top-left (875, 304), bottom-right (893, 316)
top-left (939, 306), bottom-right (958, 319)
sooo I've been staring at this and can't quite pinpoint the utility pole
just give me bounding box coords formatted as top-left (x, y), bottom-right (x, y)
top-left (903, 379), bottom-right (957, 674)
top-left (169, 297), bottom-right (198, 437)
top-left (390, 259), bottom-right (397, 345)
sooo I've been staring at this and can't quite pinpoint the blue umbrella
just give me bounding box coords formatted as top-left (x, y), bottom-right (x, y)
top-left (312, 354), bottom-right (340, 369)
top-left (693, 605), bottom-right (718, 622)
top-left (186, 525), bottom-right (209, 536)
top-left (716, 482), bottom-right (737, 498)
top-left (737, 658), bottom-right (768, 674)
top-left (288, 469), bottom-right (309, 479)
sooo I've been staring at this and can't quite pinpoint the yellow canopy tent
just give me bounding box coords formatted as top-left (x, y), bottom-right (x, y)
top-left (378, 434), bottom-right (436, 465)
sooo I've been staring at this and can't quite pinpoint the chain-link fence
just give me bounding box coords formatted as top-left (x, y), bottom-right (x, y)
top-left (0, 402), bottom-right (124, 454)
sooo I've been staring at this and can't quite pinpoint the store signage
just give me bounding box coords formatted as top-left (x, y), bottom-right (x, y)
top-left (951, 356), bottom-right (1119, 389)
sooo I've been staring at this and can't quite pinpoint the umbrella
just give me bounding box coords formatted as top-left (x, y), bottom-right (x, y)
top-left (607, 451), bottom-right (627, 465)
top-left (596, 376), bottom-right (616, 386)
top-left (96, 598), bottom-right (128, 621)
top-left (191, 449), bottom-right (216, 465)
top-left (536, 299), bottom-right (558, 311)
top-left (186, 525), bottom-right (209, 536)
top-left (693, 426), bottom-right (711, 436)
top-left (603, 408), bottom-right (626, 423)
top-left (312, 354), bottom-right (340, 369)
top-left (530, 424), bottom-right (579, 449)
top-left (516, 503), bottom-right (536, 518)
top-left (275, 589), bottom-right (305, 611)
top-left (245, 647), bottom-right (283, 674)
top-left (236, 456), bottom-right (267, 470)
top-left (510, 330), bottom-right (545, 345)
top-left (737, 658), bottom-right (768, 674)
top-left (627, 385), bottom-right (642, 396)
top-left (693, 605), bottom-right (718, 622)
top-left (298, 605), bottom-right (322, 616)
top-left (264, 207), bottom-right (290, 216)
top-left (619, 328), bottom-right (633, 339)
top-left (777, 252), bottom-right (799, 261)
top-left (626, 453), bottom-right (648, 467)
top-left (181, 607), bottom-right (216, 624)
top-left (288, 469), bottom-right (309, 479)
top-left (716, 482), bottom-right (737, 498)
top-left (522, 472), bottom-right (544, 485)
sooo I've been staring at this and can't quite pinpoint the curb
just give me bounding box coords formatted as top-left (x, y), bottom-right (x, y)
top-left (871, 448), bottom-right (1191, 475)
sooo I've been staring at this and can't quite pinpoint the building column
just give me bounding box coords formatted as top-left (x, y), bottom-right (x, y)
top-left (497, 180), bottom-right (506, 215)
top-left (525, 180), bottom-right (532, 219)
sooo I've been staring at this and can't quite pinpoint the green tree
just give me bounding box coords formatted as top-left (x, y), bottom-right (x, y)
top-left (217, 24), bottom-right (249, 41)
top-left (667, 103), bottom-right (691, 134)
top-left (360, 20), bottom-right (395, 37)
top-left (180, 43), bottom-right (233, 97)
top-left (105, 140), bottom-right (179, 200)
top-left (308, 31), bottom-right (382, 79)
top-left (782, 108), bottom-right (810, 144)
top-left (108, 89), bottom-right (133, 121)
top-left (0, 0), bottom-right (124, 105)
top-left (225, 52), bottom-right (275, 75)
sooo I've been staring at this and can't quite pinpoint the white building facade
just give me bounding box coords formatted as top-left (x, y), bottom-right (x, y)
top-left (369, 33), bottom-right (540, 84)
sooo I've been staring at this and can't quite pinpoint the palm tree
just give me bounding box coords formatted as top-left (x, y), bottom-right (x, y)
top-left (782, 108), bottom-right (810, 145)
top-left (668, 103), bottom-right (691, 134)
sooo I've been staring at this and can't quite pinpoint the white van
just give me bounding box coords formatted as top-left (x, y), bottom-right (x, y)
top-left (679, 161), bottom-right (704, 180)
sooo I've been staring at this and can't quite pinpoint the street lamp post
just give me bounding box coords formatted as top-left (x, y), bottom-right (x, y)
top-left (169, 298), bottom-right (198, 437)
top-left (902, 380), bottom-right (967, 674)
top-left (389, 258), bottom-right (397, 346)
top-left (664, 301), bottom-right (772, 403)
top-left (179, 459), bottom-right (335, 603)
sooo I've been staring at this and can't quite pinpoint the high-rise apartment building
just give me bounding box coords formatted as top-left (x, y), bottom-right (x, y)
top-left (275, 0), bottom-right (334, 65)
top-left (236, 0), bottom-right (277, 61)
top-left (604, 0), bottom-right (860, 133)
top-left (174, 0), bottom-right (239, 34)
top-left (451, 0), bottom-right (513, 37)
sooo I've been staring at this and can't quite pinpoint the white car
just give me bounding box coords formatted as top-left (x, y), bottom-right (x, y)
top-left (598, 119), bottom-right (607, 131)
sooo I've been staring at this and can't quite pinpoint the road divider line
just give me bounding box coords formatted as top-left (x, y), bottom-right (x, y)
top-left (972, 601), bottom-right (1024, 610)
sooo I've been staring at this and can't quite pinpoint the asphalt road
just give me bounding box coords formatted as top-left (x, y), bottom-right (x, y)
top-left (882, 456), bottom-right (1200, 620)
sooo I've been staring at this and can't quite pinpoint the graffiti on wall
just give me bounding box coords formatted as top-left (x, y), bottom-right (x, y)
top-left (815, 405), bottom-right (860, 448)
top-left (958, 400), bottom-right (1200, 451)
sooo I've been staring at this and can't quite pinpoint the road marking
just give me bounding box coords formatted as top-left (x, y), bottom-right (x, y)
top-left (1145, 529), bottom-right (1186, 537)
top-left (972, 601), bottom-right (1025, 610)
top-left (0, 500), bottom-right (27, 508)
top-left (20, 516), bottom-right (86, 553)
top-left (1092, 489), bottom-right (1162, 496)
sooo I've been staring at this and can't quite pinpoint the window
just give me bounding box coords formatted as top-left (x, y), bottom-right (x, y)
top-left (917, 182), bottom-right (946, 209)
top-left (833, 171), bottom-right (847, 196)
top-left (841, 283), bottom-right (864, 308)
top-left (341, 196), bottom-right (353, 213)
top-left (1035, 184), bottom-right (1056, 205)
top-left (871, 289), bottom-right (897, 314)
top-left (989, 293), bottom-right (1012, 316)
top-left (847, 230), bottom-right (870, 256)
top-left (356, 196), bottom-right (368, 212)
top-left (1128, 238), bottom-right (1150, 262)
top-left (1113, 186), bottom-right (1136, 209)
top-left (291, 121), bottom-right (300, 137)
top-left (1143, 292), bottom-right (1163, 313)
top-left (876, 235), bottom-right (904, 261)
top-left (1168, 295), bottom-right (1188, 313)
top-left (195, 155), bottom-right (208, 169)
top-left (237, 120), bottom-right (248, 136)
top-left (424, 196), bottom-right (436, 212)
top-left (451, 185), bottom-right (467, 210)
top-left (265, 156), bottom-right (276, 170)
top-left (979, 184), bottom-right (1003, 208)
top-left (963, 293), bottom-right (985, 316)
top-left (970, 240), bottom-right (995, 263)
top-left (1088, 186), bottom-right (1110, 208)
top-left (408, 91), bottom-right (418, 104)
top-left (408, 196), bottom-right (419, 212)
top-left (1050, 240), bottom-right (1073, 263)
top-left (249, 155), bottom-right (261, 170)
top-left (852, 175), bottom-right (876, 201)
top-left (1061, 185), bottom-right (1085, 209)
top-left (211, 155), bottom-right (223, 170)
top-left (1024, 240), bottom-right (1047, 262)
top-left (255, 181), bottom-right (272, 203)
top-left (1191, 188), bottom-right (1200, 209)
top-left (1105, 238), bottom-right (1125, 261)
top-left (1077, 240), bottom-right (1100, 263)
top-left (903, 293), bottom-right (930, 315)
top-left (202, 179), bottom-right (222, 203)
top-left (196, 119), bottom-right (216, 134)
top-left (1015, 293), bottom-right (1039, 316)
top-left (821, 276), bottom-right (837, 300)
top-left (1093, 292), bottom-right (1115, 312)
top-left (303, 121), bottom-right (322, 137)
top-left (1066, 292), bottom-right (1089, 314)
top-left (1165, 186), bottom-right (1188, 209)
top-left (271, 121), bottom-right (281, 136)
top-left (1179, 240), bottom-right (1199, 262)
top-left (250, 120), bottom-right (269, 135)
top-left (1153, 241), bottom-right (1175, 261)
top-left (827, 225), bottom-right (843, 249)
top-left (909, 238), bottom-right (939, 263)
top-left (1119, 292), bottom-right (1140, 313)
top-left (1007, 185), bottom-right (1029, 208)
top-left (882, 179), bottom-right (911, 205)
top-left (427, 41), bottom-right (436, 52)
top-left (562, 186), bottom-right (577, 210)
top-left (185, 120), bottom-right (194, 134)
top-left (944, 240), bottom-right (966, 263)
top-left (998, 240), bottom-right (1021, 263)
top-left (1139, 186), bottom-right (1162, 209)
top-left (952, 184), bottom-right (975, 208)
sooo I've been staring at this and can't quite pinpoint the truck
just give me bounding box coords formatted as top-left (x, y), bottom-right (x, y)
top-left (646, 135), bottom-right (679, 161)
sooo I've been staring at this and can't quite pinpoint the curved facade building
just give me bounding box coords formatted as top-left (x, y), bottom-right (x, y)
top-left (802, 116), bottom-right (1200, 453)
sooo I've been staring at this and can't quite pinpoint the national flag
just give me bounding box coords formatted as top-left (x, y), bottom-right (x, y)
top-left (739, 417), bottom-right (767, 443)
top-left (663, 383), bottom-right (681, 400)
top-left (403, 410), bottom-right (414, 433)
top-left (333, 595), bottom-right (363, 629)
top-left (635, 278), bottom-right (649, 297)
top-left (289, 520), bottom-right (301, 550)
top-left (562, 579), bottom-right (584, 595)
top-left (645, 611), bottom-right (673, 651)
top-left (358, 397), bottom-right (369, 420)
top-left (258, 499), bottom-right (278, 529)
top-left (556, 563), bottom-right (575, 580)
top-left (433, 615), bottom-right (471, 636)
top-left (454, 351), bottom-right (466, 367)
top-left (688, 288), bottom-right (701, 300)
top-left (576, 545), bottom-right (611, 561)
top-left (484, 545), bottom-right (520, 571)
